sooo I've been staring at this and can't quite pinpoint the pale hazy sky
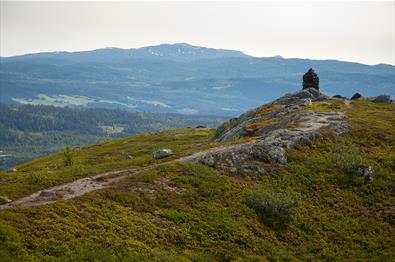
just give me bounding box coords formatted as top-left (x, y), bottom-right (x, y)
top-left (1, 1), bottom-right (394, 65)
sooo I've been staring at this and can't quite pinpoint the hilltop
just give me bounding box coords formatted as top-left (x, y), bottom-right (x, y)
top-left (0, 78), bottom-right (394, 260)
top-left (1, 43), bottom-right (394, 116)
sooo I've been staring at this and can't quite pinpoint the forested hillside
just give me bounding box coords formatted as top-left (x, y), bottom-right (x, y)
top-left (0, 103), bottom-right (225, 169)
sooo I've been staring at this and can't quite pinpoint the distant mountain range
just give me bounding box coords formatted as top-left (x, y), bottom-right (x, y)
top-left (1, 43), bottom-right (394, 116)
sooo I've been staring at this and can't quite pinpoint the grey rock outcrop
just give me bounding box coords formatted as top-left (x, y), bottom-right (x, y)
top-left (350, 93), bottom-right (392, 103)
top-left (367, 94), bottom-right (392, 103)
top-left (153, 149), bottom-right (173, 159)
top-left (211, 88), bottom-right (328, 143)
top-left (183, 79), bottom-right (352, 176)
top-left (181, 109), bottom-right (350, 175)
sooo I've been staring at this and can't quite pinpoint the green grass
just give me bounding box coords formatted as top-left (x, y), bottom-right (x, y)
top-left (0, 128), bottom-right (216, 200)
top-left (13, 94), bottom-right (94, 107)
top-left (0, 100), bottom-right (394, 260)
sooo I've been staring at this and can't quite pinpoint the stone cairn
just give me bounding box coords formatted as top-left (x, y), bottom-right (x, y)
top-left (302, 68), bottom-right (320, 90)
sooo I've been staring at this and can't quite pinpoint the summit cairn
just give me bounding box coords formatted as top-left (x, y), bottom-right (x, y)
top-left (302, 68), bottom-right (319, 90)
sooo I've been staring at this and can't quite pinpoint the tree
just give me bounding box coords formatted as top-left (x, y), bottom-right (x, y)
top-left (63, 146), bottom-right (74, 166)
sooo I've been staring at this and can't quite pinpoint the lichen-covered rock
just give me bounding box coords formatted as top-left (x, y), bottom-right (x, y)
top-left (211, 89), bottom-right (328, 143)
top-left (181, 111), bottom-right (349, 175)
top-left (267, 147), bottom-right (287, 164)
top-left (275, 88), bottom-right (328, 105)
top-left (153, 149), bottom-right (173, 159)
top-left (195, 81), bottom-right (352, 176)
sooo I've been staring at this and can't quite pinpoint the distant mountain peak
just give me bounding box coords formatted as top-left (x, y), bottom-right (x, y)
top-left (129, 42), bottom-right (249, 61)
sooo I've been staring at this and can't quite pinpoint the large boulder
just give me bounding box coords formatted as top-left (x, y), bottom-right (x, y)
top-left (302, 68), bottom-right (320, 90)
top-left (350, 92), bottom-right (363, 100)
top-left (367, 94), bottom-right (392, 103)
top-left (333, 94), bottom-right (348, 99)
top-left (275, 88), bottom-right (327, 105)
top-left (153, 149), bottom-right (174, 159)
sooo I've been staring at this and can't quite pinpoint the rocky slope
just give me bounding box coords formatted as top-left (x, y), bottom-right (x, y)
top-left (182, 88), bottom-right (351, 175)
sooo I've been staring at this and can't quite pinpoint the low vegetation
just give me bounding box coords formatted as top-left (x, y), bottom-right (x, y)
top-left (245, 188), bottom-right (299, 229)
top-left (0, 99), bottom-right (394, 260)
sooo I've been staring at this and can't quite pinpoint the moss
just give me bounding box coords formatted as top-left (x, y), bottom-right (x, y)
top-left (255, 103), bottom-right (282, 117)
top-left (243, 118), bottom-right (274, 132)
top-left (307, 99), bottom-right (347, 113)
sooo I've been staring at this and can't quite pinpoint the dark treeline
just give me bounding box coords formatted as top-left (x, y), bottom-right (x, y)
top-left (0, 103), bottom-right (225, 169)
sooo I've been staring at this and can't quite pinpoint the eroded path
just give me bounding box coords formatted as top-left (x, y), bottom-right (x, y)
top-left (0, 110), bottom-right (350, 211)
top-left (0, 166), bottom-right (155, 210)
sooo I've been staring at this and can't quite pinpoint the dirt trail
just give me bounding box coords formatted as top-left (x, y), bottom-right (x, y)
top-left (0, 112), bottom-right (348, 211)
top-left (0, 166), bottom-right (156, 211)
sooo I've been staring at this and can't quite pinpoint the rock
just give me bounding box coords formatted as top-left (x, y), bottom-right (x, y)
top-left (12, 168), bottom-right (17, 172)
top-left (181, 110), bottom-right (349, 175)
top-left (356, 166), bottom-right (373, 181)
top-left (367, 94), bottom-right (392, 103)
top-left (153, 149), bottom-right (174, 159)
top-left (302, 68), bottom-right (319, 90)
top-left (125, 154), bottom-right (133, 160)
top-left (301, 98), bottom-right (312, 106)
top-left (39, 191), bottom-right (57, 198)
top-left (333, 95), bottom-right (348, 99)
top-left (0, 196), bottom-right (12, 203)
top-left (350, 93), bottom-right (363, 100)
top-left (267, 147), bottom-right (287, 164)
top-left (199, 154), bottom-right (216, 167)
top-left (195, 125), bottom-right (207, 128)
top-left (275, 88), bottom-right (328, 105)
top-left (241, 165), bottom-right (267, 175)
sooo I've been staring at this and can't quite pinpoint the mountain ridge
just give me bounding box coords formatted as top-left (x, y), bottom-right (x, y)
top-left (1, 43), bottom-right (394, 116)
top-left (2, 43), bottom-right (394, 67)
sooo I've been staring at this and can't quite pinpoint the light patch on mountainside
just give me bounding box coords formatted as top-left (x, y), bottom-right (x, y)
top-left (99, 125), bottom-right (125, 135)
top-left (12, 94), bottom-right (93, 107)
top-left (139, 99), bottom-right (171, 108)
top-left (96, 98), bottom-right (137, 108)
top-left (221, 107), bottom-right (240, 112)
top-left (178, 107), bottom-right (198, 115)
top-left (13, 94), bottom-right (140, 109)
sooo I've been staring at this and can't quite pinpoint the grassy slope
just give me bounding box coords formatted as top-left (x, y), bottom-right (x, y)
top-left (0, 100), bottom-right (394, 261)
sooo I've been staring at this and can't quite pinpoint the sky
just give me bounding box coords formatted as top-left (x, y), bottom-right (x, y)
top-left (1, 1), bottom-right (394, 65)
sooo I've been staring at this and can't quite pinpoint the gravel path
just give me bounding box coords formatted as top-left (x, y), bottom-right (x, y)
top-left (0, 166), bottom-right (154, 210)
